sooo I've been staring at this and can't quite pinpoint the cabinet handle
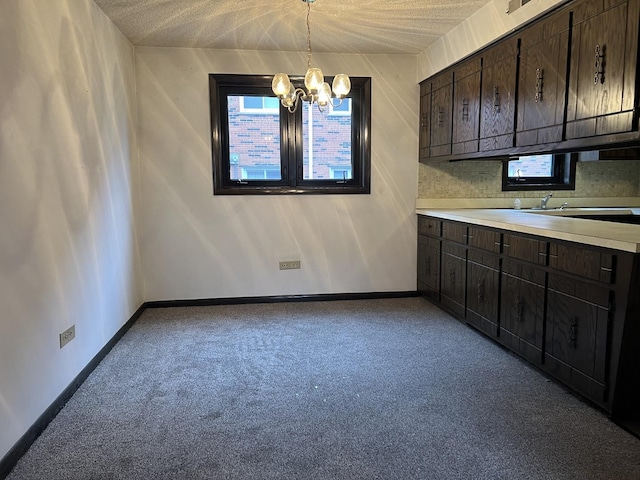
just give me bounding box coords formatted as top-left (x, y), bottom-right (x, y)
top-left (437, 108), bottom-right (444, 126)
top-left (421, 115), bottom-right (428, 128)
top-left (569, 316), bottom-right (578, 347)
top-left (515, 296), bottom-right (524, 322)
top-left (493, 86), bottom-right (500, 113)
top-left (426, 257), bottom-right (431, 275)
top-left (534, 68), bottom-right (543, 102)
top-left (449, 269), bottom-right (456, 286)
top-left (477, 280), bottom-right (485, 303)
top-left (594, 44), bottom-right (604, 85)
top-left (462, 98), bottom-right (469, 121)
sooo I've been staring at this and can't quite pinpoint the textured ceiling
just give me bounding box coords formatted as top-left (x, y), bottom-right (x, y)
top-left (93, 0), bottom-right (495, 55)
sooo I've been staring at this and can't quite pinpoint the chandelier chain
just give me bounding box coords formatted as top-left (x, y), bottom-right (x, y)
top-left (306, 0), bottom-right (312, 69)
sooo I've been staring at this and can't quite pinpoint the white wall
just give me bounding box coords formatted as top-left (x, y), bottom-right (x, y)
top-left (136, 48), bottom-right (418, 300)
top-left (418, 0), bottom-right (567, 80)
top-left (0, 0), bottom-right (142, 461)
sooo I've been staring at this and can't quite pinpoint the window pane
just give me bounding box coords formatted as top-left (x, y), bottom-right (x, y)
top-left (242, 96), bottom-right (263, 110)
top-left (302, 99), bottom-right (352, 180)
top-left (227, 95), bottom-right (282, 181)
top-left (508, 154), bottom-right (553, 178)
top-left (264, 97), bottom-right (280, 110)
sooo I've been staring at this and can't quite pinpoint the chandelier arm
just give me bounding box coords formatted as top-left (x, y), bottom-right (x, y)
top-left (280, 88), bottom-right (307, 113)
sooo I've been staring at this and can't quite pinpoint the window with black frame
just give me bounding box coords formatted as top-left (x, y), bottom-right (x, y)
top-left (209, 74), bottom-right (371, 195)
top-left (502, 153), bottom-right (576, 191)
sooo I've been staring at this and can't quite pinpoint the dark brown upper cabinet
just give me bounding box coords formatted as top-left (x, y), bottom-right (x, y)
top-left (480, 38), bottom-right (519, 152)
top-left (516, 6), bottom-right (571, 147)
top-left (419, 81), bottom-right (431, 164)
top-left (452, 56), bottom-right (482, 155)
top-left (566, 0), bottom-right (639, 139)
top-left (429, 70), bottom-right (453, 157)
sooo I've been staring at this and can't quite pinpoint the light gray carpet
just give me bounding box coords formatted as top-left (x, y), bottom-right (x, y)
top-left (7, 298), bottom-right (640, 479)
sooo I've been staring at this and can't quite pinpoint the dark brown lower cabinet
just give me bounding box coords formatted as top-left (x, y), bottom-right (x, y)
top-left (500, 259), bottom-right (546, 364)
top-left (440, 242), bottom-right (466, 318)
top-left (418, 235), bottom-right (440, 302)
top-left (466, 250), bottom-right (500, 337)
top-left (417, 214), bottom-right (640, 422)
top-left (544, 274), bottom-right (610, 404)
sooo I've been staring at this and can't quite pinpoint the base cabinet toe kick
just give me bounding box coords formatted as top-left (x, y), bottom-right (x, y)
top-left (417, 214), bottom-right (640, 422)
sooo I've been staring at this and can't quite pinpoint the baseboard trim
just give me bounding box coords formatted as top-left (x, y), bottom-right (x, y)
top-left (0, 304), bottom-right (146, 479)
top-left (144, 291), bottom-right (420, 309)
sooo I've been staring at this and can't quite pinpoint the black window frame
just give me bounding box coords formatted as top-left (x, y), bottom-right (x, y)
top-left (502, 153), bottom-right (577, 191)
top-left (209, 74), bottom-right (371, 195)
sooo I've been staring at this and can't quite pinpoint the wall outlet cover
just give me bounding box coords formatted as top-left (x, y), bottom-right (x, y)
top-left (59, 325), bottom-right (75, 349)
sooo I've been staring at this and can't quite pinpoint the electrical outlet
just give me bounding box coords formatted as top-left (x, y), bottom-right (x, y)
top-left (279, 260), bottom-right (301, 270)
top-left (59, 325), bottom-right (75, 349)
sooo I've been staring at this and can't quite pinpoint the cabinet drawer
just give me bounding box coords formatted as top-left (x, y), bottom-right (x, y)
top-left (468, 226), bottom-right (501, 253)
top-left (442, 241), bottom-right (466, 259)
top-left (548, 273), bottom-right (610, 307)
top-left (549, 243), bottom-right (615, 283)
top-left (442, 221), bottom-right (468, 244)
top-left (468, 249), bottom-right (500, 270)
top-left (503, 258), bottom-right (546, 286)
top-left (418, 217), bottom-right (441, 237)
top-left (504, 233), bottom-right (548, 265)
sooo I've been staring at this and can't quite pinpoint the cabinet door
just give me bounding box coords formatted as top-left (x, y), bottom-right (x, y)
top-left (566, 0), bottom-right (639, 138)
top-left (500, 260), bottom-right (546, 363)
top-left (441, 243), bottom-right (466, 318)
top-left (419, 81), bottom-right (431, 163)
top-left (430, 71), bottom-right (453, 157)
top-left (504, 233), bottom-right (548, 265)
top-left (418, 216), bottom-right (440, 238)
top-left (468, 226), bottom-right (501, 253)
top-left (467, 252), bottom-right (500, 337)
top-left (452, 57), bottom-right (481, 155)
top-left (442, 221), bottom-right (468, 244)
top-left (418, 235), bottom-right (440, 301)
top-left (480, 38), bottom-right (518, 152)
top-left (516, 8), bottom-right (570, 146)
top-left (545, 275), bottom-right (610, 403)
top-left (549, 242), bottom-right (615, 283)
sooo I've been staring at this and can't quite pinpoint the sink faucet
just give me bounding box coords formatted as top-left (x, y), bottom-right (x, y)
top-left (540, 193), bottom-right (553, 209)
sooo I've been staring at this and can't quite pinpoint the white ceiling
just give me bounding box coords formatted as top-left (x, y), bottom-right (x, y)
top-left (93, 0), bottom-right (495, 55)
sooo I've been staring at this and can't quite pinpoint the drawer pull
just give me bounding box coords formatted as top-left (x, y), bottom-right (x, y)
top-left (569, 317), bottom-right (578, 347)
top-left (534, 67), bottom-right (543, 102)
top-left (477, 280), bottom-right (485, 303)
top-left (600, 267), bottom-right (613, 272)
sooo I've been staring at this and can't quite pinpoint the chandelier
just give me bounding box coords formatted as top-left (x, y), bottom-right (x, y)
top-left (271, 0), bottom-right (351, 113)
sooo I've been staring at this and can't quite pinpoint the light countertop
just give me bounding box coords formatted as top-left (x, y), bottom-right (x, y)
top-left (416, 208), bottom-right (640, 253)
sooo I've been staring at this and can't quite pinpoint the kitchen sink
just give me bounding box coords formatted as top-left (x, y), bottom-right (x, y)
top-left (524, 207), bottom-right (640, 224)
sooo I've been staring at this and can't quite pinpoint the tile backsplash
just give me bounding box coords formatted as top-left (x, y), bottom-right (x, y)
top-left (418, 159), bottom-right (640, 199)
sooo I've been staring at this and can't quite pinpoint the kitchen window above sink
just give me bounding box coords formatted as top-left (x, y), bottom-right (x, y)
top-left (502, 153), bottom-right (576, 191)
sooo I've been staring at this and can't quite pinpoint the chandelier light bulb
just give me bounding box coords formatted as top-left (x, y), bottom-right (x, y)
top-left (283, 83), bottom-right (297, 108)
top-left (317, 82), bottom-right (332, 106)
top-left (272, 73), bottom-right (292, 97)
top-left (304, 67), bottom-right (324, 94)
top-left (332, 74), bottom-right (351, 98)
